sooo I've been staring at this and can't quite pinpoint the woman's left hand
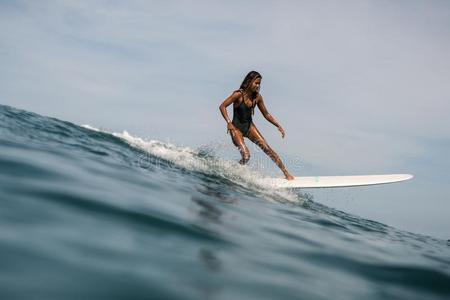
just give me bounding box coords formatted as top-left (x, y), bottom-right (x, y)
top-left (278, 126), bottom-right (285, 138)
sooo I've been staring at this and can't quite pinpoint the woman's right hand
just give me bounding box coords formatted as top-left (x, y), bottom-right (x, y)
top-left (227, 122), bottom-right (236, 136)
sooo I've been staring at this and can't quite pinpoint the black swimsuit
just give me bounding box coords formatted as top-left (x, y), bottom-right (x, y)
top-left (232, 90), bottom-right (255, 137)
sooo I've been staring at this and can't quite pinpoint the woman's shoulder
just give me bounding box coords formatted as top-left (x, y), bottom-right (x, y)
top-left (255, 93), bottom-right (263, 102)
top-left (232, 89), bottom-right (244, 95)
top-left (230, 89), bottom-right (244, 101)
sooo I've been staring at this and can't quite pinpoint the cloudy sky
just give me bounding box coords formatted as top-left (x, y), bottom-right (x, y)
top-left (1, 0), bottom-right (449, 238)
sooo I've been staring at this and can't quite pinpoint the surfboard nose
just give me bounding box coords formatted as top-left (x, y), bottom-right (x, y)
top-left (260, 174), bottom-right (414, 189)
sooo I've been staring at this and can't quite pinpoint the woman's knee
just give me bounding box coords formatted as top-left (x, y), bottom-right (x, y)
top-left (257, 141), bottom-right (271, 153)
top-left (259, 143), bottom-right (280, 161)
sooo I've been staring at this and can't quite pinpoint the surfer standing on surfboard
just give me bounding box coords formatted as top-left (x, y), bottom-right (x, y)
top-left (219, 71), bottom-right (294, 180)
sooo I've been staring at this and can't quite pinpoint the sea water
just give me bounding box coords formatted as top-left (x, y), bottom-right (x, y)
top-left (0, 104), bottom-right (449, 300)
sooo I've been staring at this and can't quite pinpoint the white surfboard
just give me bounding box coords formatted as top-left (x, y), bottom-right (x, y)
top-left (260, 174), bottom-right (413, 189)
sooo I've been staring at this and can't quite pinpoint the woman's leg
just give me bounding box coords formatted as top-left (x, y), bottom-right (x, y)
top-left (247, 123), bottom-right (294, 179)
top-left (230, 129), bottom-right (250, 164)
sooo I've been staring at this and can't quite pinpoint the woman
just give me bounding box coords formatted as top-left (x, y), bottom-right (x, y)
top-left (219, 71), bottom-right (294, 180)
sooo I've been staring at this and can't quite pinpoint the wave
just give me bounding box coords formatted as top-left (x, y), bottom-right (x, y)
top-left (80, 124), bottom-right (302, 204)
top-left (1, 104), bottom-right (449, 300)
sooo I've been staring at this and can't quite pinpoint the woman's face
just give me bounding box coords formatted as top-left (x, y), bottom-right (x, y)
top-left (250, 77), bottom-right (261, 93)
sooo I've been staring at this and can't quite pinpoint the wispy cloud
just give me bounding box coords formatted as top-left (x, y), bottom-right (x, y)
top-left (1, 0), bottom-right (449, 171)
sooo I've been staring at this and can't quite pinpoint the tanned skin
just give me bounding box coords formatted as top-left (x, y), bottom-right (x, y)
top-left (219, 77), bottom-right (294, 180)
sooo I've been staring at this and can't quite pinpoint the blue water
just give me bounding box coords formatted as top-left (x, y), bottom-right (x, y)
top-left (1, 104), bottom-right (449, 300)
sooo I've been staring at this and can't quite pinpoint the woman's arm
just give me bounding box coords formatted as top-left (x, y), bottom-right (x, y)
top-left (219, 91), bottom-right (239, 124)
top-left (219, 91), bottom-right (240, 134)
top-left (256, 95), bottom-right (286, 138)
top-left (257, 95), bottom-right (281, 127)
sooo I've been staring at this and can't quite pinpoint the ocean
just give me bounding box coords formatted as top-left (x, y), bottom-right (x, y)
top-left (0, 104), bottom-right (449, 300)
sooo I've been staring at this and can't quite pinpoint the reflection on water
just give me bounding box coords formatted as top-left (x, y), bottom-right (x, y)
top-left (189, 183), bottom-right (232, 298)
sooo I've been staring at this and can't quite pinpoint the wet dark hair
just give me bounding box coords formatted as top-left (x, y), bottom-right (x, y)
top-left (239, 71), bottom-right (262, 91)
top-left (238, 71), bottom-right (261, 115)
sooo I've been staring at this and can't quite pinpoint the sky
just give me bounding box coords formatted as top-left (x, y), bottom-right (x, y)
top-left (1, 0), bottom-right (449, 239)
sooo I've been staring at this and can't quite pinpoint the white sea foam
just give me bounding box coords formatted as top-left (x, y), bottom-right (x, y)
top-left (81, 124), bottom-right (102, 132)
top-left (81, 125), bottom-right (302, 203)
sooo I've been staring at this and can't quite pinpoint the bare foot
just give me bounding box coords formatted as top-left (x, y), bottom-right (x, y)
top-left (285, 174), bottom-right (294, 181)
